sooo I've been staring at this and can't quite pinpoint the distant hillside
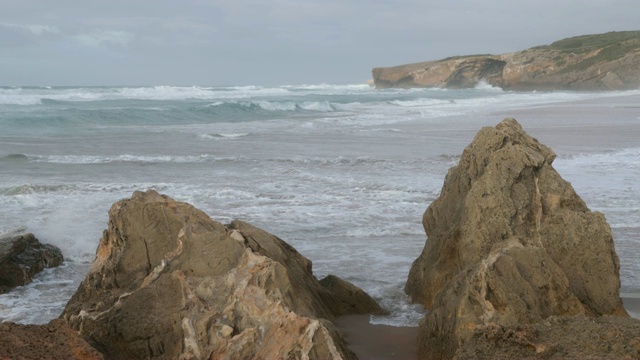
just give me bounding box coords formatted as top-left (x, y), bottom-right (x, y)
top-left (372, 31), bottom-right (640, 90)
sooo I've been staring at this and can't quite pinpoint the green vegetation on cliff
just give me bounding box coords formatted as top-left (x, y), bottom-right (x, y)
top-left (542, 31), bottom-right (640, 74)
top-left (545, 31), bottom-right (640, 54)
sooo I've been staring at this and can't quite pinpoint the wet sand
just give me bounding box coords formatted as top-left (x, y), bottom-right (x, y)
top-left (623, 295), bottom-right (640, 319)
top-left (335, 315), bottom-right (418, 360)
top-left (493, 94), bottom-right (640, 153)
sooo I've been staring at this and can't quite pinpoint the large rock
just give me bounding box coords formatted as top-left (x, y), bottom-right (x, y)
top-left (372, 30), bottom-right (640, 90)
top-left (0, 319), bottom-right (103, 360)
top-left (62, 190), bottom-right (383, 359)
top-left (0, 232), bottom-right (64, 294)
top-left (405, 119), bottom-right (630, 359)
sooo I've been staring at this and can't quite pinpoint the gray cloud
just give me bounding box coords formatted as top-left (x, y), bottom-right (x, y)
top-left (74, 30), bottom-right (134, 48)
top-left (0, 22), bottom-right (60, 47)
top-left (0, 0), bottom-right (638, 85)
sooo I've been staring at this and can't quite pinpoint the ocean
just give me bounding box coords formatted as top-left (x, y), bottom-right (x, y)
top-left (1, 84), bottom-right (639, 325)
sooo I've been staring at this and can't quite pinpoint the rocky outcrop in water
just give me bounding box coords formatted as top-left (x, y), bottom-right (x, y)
top-left (0, 232), bottom-right (64, 294)
top-left (62, 190), bottom-right (383, 360)
top-left (405, 118), bottom-right (633, 359)
top-left (0, 319), bottom-right (104, 360)
top-left (372, 31), bottom-right (640, 90)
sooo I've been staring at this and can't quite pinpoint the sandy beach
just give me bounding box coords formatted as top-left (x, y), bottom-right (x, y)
top-left (336, 315), bottom-right (419, 360)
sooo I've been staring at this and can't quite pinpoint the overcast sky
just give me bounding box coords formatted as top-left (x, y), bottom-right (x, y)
top-left (1, 0), bottom-right (638, 86)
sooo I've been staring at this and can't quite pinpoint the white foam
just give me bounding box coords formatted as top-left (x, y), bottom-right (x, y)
top-left (32, 154), bottom-right (216, 164)
top-left (365, 128), bottom-right (404, 133)
top-left (0, 263), bottom-right (91, 324)
top-left (282, 83), bottom-right (373, 94)
top-left (369, 282), bottom-right (426, 327)
top-left (198, 132), bottom-right (250, 140)
top-left (1, 85), bottom-right (636, 112)
top-left (298, 101), bottom-right (335, 112)
top-left (0, 85), bottom-right (294, 105)
top-left (254, 100), bottom-right (296, 111)
top-left (610, 221), bottom-right (640, 229)
top-left (474, 79), bottom-right (503, 91)
top-left (0, 225), bottom-right (28, 238)
top-left (203, 101), bottom-right (224, 107)
top-left (562, 148), bottom-right (640, 166)
top-left (249, 100), bottom-right (336, 112)
top-left (0, 95), bottom-right (43, 105)
top-left (344, 227), bottom-right (424, 237)
top-left (389, 98), bottom-right (448, 107)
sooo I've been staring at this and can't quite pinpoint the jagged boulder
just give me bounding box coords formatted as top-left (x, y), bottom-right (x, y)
top-left (62, 190), bottom-right (383, 360)
top-left (0, 232), bottom-right (64, 294)
top-left (406, 119), bottom-right (630, 359)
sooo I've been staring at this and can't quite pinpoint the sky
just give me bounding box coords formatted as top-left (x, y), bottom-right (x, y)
top-left (0, 0), bottom-right (638, 86)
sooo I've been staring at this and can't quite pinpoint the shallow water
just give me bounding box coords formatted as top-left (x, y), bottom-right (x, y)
top-left (0, 84), bottom-right (638, 325)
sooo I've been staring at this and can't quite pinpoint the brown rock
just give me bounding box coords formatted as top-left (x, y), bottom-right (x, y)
top-left (458, 315), bottom-right (640, 359)
top-left (372, 30), bottom-right (640, 91)
top-left (62, 190), bottom-right (382, 359)
top-left (228, 220), bottom-right (386, 318)
top-left (372, 56), bottom-right (506, 89)
top-left (406, 119), bottom-right (629, 359)
top-left (319, 275), bottom-right (387, 316)
top-left (0, 232), bottom-right (64, 294)
top-left (0, 319), bottom-right (103, 360)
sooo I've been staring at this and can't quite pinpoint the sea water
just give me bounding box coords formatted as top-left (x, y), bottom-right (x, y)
top-left (0, 84), bottom-right (638, 325)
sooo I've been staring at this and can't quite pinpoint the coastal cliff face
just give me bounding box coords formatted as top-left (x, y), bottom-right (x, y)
top-left (62, 190), bottom-right (383, 360)
top-left (373, 31), bottom-right (640, 90)
top-left (406, 119), bottom-right (633, 359)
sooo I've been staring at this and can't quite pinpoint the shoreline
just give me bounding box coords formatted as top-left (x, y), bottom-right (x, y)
top-left (335, 314), bottom-right (419, 360)
top-left (622, 295), bottom-right (640, 319)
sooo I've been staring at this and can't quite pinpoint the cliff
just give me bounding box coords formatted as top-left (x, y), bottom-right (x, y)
top-left (372, 31), bottom-right (640, 91)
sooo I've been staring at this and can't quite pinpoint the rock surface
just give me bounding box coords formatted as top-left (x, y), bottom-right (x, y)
top-left (0, 319), bottom-right (104, 360)
top-left (0, 232), bottom-right (64, 294)
top-left (62, 190), bottom-right (383, 360)
top-left (405, 118), bottom-right (632, 359)
top-left (458, 315), bottom-right (640, 360)
top-left (373, 31), bottom-right (640, 90)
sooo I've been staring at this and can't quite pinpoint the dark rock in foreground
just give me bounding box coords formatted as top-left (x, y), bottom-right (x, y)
top-left (406, 118), bottom-right (634, 359)
top-left (0, 232), bottom-right (64, 294)
top-left (0, 319), bottom-right (103, 360)
top-left (62, 190), bottom-right (383, 359)
top-left (373, 30), bottom-right (640, 91)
